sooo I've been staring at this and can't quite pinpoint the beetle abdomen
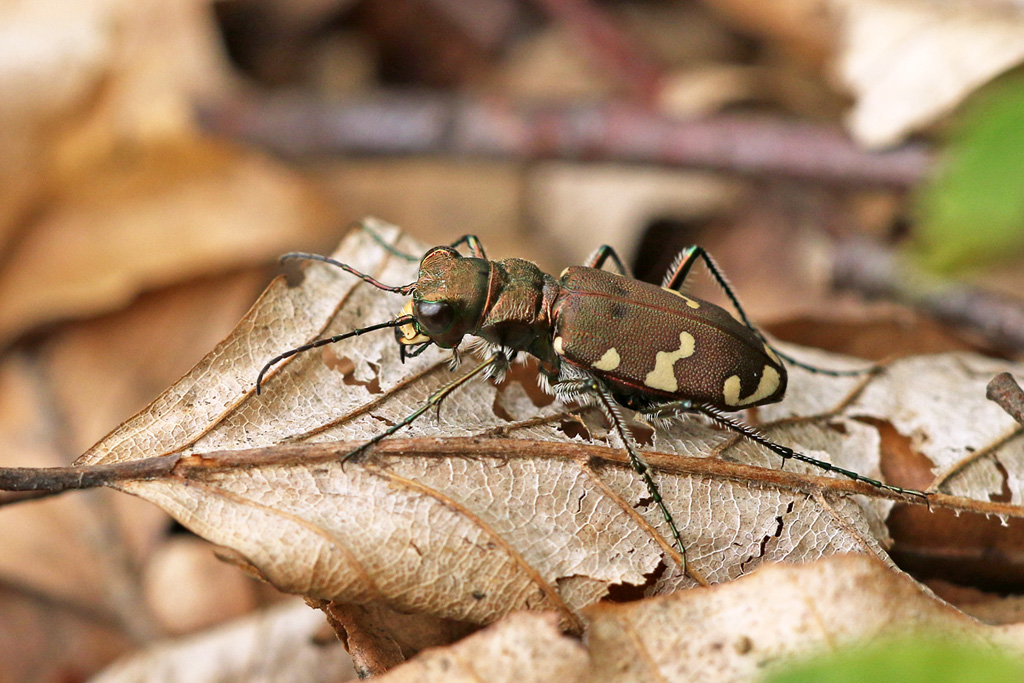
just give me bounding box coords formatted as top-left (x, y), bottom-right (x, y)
top-left (552, 267), bottom-right (787, 410)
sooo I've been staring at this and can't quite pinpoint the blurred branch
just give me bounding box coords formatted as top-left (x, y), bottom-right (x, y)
top-left (0, 575), bottom-right (125, 632)
top-left (988, 373), bottom-right (1024, 426)
top-left (833, 239), bottom-right (1024, 351)
top-left (200, 93), bottom-right (931, 186)
top-left (531, 0), bottom-right (663, 102)
top-left (423, 0), bottom-right (525, 50)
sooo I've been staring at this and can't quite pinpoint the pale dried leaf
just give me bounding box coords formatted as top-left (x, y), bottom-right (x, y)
top-left (527, 163), bottom-right (742, 267)
top-left (88, 599), bottom-right (355, 683)
top-left (376, 612), bottom-right (587, 683)
top-left (0, 0), bottom-right (229, 248)
top-left (833, 0), bottom-right (1024, 147)
top-left (584, 553), bottom-right (1024, 682)
top-left (74, 222), bottom-right (1024, 630)
top-left (0, 139), bottom-right (337, 346)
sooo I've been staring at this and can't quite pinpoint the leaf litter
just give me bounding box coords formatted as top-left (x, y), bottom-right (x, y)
top-left (73, 221), bottom-right (1024, 634)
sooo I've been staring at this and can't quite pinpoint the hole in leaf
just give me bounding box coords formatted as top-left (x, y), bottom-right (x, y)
top-left (559, 419), bottom-right (590, 440)
top-left (992, 460), bottom-right (1012, 504)
top-left (495, 359), bottom-right (555, 408)
top-left (851, 415), bottom-right (936, 491)
top-left (605, 560), bottom-right (668, 602)
top-left (325, 354), bottom-right (383, 394)
top-left (490, 393), bottom-right (513, 422)
top-left (631, 422), bottom-right (654, 447)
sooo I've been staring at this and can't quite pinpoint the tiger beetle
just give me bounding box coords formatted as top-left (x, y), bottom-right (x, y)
top-left (256, 225), bottom-right (928, 575)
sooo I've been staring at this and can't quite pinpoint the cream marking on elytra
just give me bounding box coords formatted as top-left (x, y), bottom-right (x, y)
top-left (661, 287), bottom-right (700, 309)
top-left (593, 347), bottom-right (621, 371)
top-left (763, 342), bottom-right (781, 365)
top-left (553, 336), bottom-right (564, 355)
top-left (723, 365), bottom-right (781, 407)
top-left (559, 267), bottom-right (571, 280)
top-left (643, 331), bottom-right (696, 392)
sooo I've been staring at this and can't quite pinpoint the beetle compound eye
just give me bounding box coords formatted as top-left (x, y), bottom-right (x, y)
top-left (415, 300), bottom-right (455, 334)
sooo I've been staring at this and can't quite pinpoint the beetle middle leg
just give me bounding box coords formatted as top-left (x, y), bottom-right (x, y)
top-left (583, 245), bottom-right (631, 276)
top-left (662, 245), bottom-right (870, 378)
top-left (550, 372), bottom-right (690, 574)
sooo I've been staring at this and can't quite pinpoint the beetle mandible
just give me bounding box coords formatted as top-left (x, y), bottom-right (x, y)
top-left (257, 225), bottom-right (927, 573)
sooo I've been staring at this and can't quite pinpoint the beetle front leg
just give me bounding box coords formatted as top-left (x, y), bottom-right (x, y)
top-left (341, 353), bottom-right (505, 464)
top-left (447, 234), bottom-right (487, 259)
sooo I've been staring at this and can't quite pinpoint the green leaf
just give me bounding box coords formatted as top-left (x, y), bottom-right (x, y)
top-left (766, 633), bottom-right (1024, 683)
top-left (913, 71), bottom-right (1024, 272)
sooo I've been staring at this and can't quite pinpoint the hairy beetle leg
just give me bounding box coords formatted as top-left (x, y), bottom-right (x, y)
top-left (662, 245), bottom-right (876, 377)
top-left (551, 376), bottom-right (690, 574)
top-left (643, 399), bottom-right (928, 501)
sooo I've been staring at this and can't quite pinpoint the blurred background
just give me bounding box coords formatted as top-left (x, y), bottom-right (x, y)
top-left (2, 0), bottom-right (1024, 680)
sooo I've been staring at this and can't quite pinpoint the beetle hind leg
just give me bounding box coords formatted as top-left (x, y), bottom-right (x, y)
top-left (643, 399), bottom-right (928, 501)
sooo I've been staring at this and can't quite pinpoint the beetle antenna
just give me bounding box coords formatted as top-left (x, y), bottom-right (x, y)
top-left (257, 316), bottom-right (414, 395)
top-left (281, 252), bottom-right (416, 294)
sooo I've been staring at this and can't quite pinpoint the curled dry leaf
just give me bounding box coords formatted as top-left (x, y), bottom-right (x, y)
top-left (375, 611), bottom-right (587, 683)
top-left (368, 555), bottom-right (1024, 682)
top-left (89, 599), bottom-right (355, 683)
top-left (833, 0), bottom-right (1024, 148)
top-left (583, 553), bottom-right (1024, 681)
top-left (0, 139), bottom-right (338, 347)
top-left (75, 221), bottom-right (1024, 632)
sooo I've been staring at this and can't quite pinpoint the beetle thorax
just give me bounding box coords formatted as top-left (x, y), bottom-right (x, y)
top-left (475, 258), bottom-right (560, 362)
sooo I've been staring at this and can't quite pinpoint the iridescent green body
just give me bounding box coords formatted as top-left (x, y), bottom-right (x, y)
top-left (404, 248), bottom-right (787, 413)
top-left (259, 231), bottom-right (923, 577)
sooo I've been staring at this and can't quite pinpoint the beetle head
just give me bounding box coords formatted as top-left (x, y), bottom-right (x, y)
top-left (396, 247), bottom-right (490, 349)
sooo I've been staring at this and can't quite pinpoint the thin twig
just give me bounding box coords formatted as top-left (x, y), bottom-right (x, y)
top-left (531, 0), bottom-right (663, 102)
top-left (199, 94), bottom-right (931, 187)
top-left (0, 456), bottom-right (180, 494)
top-left (988, 372), bottom-right (1024, 426)
top-left (0, 439), bottom-right (1018, 521)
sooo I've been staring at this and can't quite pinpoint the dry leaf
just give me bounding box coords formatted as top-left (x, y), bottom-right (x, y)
top-left (88, 599), bottom-right (355, 683)
top-left (73, 222), bottom-right (1024, 634)
top-left (0, 0), bottom-right (340, 347)
top-left (0, 268), bottom-right (270, 678)
top-left (375, 611), bottom-right (587, 683)
top-left (373, 554), bottom-right (1024, 681)
top-left (833, 0), bottom-right (1024, 148)
top-left (0, 0), bottom-right (228, 249)
top-left (0, 139), bottom-right (337, 347)
top-left (583, 553), bottom-right (1024, 681)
